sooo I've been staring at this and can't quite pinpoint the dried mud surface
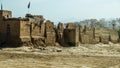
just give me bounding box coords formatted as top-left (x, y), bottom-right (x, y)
top-left (0, 43), bottom-right (120, 68)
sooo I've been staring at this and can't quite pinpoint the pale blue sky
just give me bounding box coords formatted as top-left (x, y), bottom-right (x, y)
top-left (1, 0), bottom-right (120, 23)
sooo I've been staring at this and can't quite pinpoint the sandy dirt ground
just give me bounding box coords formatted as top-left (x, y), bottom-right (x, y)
top-left (0, 43), bottom-right (120, 68)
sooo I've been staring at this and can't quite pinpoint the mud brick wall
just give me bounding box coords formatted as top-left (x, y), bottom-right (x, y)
top-left (95, 28), bottom-right (119, 44)
top-left (0, 10), bottom-right (12, 21)
top-left (56, 23), bottom-right (64, 43)
top-left (100, 35), bottom-right (109, 44)
top-left (66, 23), bottom-right (76, 29)
top-left (45, 32), bottom-right (56, 44)
top-left (64, 29), bottom-right (79, 46)
top-left (109, 30), bottom-right (119, 43)
top-left (45, 20), bottom-right (56, 45)
top-left (20, 20), bottom-right (30, 37)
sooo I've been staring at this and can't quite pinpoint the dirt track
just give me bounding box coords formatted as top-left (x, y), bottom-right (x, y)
top-left (0, 51), bottom-right (120, 68)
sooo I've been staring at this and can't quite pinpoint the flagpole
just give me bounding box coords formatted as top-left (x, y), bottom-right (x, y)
top-left (1, 3), bottom-right (3, 10)
top-left (28, 2), bottom-right (30, 14)
top-left (28, 8), bottom-right (29, 14)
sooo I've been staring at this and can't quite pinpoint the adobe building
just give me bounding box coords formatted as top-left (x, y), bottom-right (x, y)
top-left (0, 9), bottom-right (119, 47)
top-left (63, 23), bottom-right (119, 45)
top-left (0, 9), bottom-right (56, 47)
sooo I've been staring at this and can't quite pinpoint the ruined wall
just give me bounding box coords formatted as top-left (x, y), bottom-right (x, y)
top-left (109, 30), bottom-right (119, 43)
top-left (20, 14), bottom-right (46, 42)
top-left (0, 10), bottom-right (12, 21)
top-left (0, 21), bottom-right (6, 42)
top-left (0, 18), bottom-right (22, 46)
top-left (31, 22), bottom-right (45, 38)
top-left (0, 10), bottom-right (23, 47)
top-left (56, 23), bottom-right (64, 44)
top-left (81, 30), bottom-right (94, 44)
top-left (6, 19), bottom-right (21, 46)
top-left (45, 20), bottom-right (56, 45)
top-left (79, 26), bottom-right (119, 44)
top-left (26, 14), bottom-right (45, 38)
top-left (63, 23), bottom-right (79, 46)
top-left (0, 10), bottom-right (12, 42)
top-left (95, 28), bottom-right (119, 44)
top-left (0, 9), bottom-right (119, 47)
top-left (5, 19), bottom-right (20, 37)
top-left (40, 22), bottom-right (45, 37)
top-left (66, 23), bottom-right (76, 29)
top-left (64, 29), bottom-right (79, 46)
top-left (20, 20), bottom-right (31, 42)
top-left (64, 29), bottom-right (75, 43)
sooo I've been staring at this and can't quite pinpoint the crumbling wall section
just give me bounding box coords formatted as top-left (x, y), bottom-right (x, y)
top-left (45, 20), bottom-right (56, 45)
top-left (56, 22), bottom-right (64, 44)
top-left (63, 23), bottom-right (79, 46)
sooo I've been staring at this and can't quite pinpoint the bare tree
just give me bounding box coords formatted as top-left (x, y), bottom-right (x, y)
top-left (111, 20), bottom-right (116, 30)
top-left (90, 19), bottom-right (98, 28)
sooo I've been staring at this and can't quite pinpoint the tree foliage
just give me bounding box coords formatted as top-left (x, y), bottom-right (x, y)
top-left (74, 18), bottom-right (120, 29)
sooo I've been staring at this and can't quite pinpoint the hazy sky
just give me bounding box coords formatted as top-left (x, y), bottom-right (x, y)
top-left (1, 0), bottom-right (120, 23)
